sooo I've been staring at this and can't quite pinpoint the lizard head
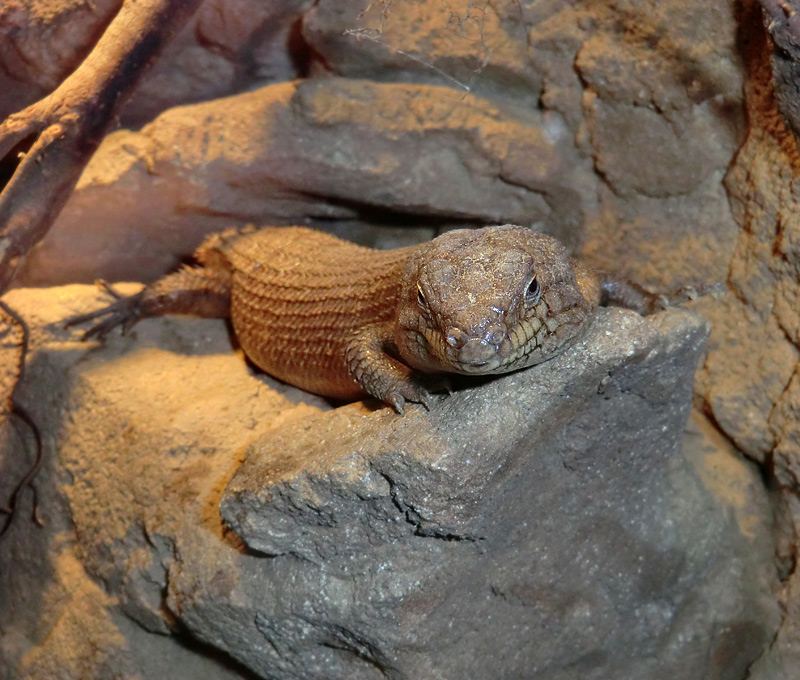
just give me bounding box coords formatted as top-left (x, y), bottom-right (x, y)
top-left (394, 225), bottom-right (597, 376)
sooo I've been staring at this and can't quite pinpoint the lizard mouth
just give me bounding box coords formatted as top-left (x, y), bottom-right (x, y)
top-left (446, 331), bottom-right (549, 375)
top-left (457, 359), bottom-right (502, 373)
top-left (449, 340), bottom-right (508, 373)
top-left (413, 322), bottom-right (561, 375)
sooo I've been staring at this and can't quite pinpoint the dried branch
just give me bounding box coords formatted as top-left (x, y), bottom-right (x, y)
top-left (0, 0), bottom-right (204, 294)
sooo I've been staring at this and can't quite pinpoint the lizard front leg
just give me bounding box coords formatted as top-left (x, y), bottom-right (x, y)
top-left (345, 323), bottom-right (433, 415)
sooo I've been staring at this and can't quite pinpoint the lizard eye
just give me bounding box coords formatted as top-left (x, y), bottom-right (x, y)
top-left (526, 274), bottom-right (541, 305)
top-left (417, 284), bottom-right (427, 308)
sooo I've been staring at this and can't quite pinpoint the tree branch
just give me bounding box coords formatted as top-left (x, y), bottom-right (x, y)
top-left (0, 0), bottom-right (204, 294)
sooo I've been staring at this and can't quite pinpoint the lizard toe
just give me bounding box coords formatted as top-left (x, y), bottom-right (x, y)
top-left (66, 290), bottom-right (146, 340)
top-left (391, 379), bottom-right (433, 413)
top-left (386, 393), bottom-right (406, 415)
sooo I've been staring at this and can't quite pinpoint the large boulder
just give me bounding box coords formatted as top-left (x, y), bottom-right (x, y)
top-left (0, 285), bottom-right (780, 679)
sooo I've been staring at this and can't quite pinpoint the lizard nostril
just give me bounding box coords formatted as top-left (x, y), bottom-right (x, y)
top-left (446, 327), bottom-right (467, 348)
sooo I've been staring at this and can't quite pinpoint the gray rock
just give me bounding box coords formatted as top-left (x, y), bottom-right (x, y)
top-left (0, 286), bottom-right (780, 679)
top-left (302, 0), bottom-right (542, 108)
top-left (206, 308), bottom-right (777, 679)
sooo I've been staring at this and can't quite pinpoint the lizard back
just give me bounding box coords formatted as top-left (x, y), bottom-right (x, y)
top-left (223, 227), bottom-right (415, 399)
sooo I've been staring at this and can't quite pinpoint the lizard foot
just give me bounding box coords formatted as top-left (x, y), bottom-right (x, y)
top-left (64, 280), bottom-right (145, 340)
top-left (384, 381), bottom-right (433, 416)
top-left (654, 281), bottom-right (728, 311)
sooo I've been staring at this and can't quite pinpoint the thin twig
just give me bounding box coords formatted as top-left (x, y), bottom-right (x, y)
top-left (0, 299), bottom-right (44, 539)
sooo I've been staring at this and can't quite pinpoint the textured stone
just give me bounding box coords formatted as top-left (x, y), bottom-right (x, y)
top-left (302, 0), bottom-right (541, 106)
top-left (298, 0), bottom-right (745, 291)
top-left (0, 285), bottom-right (780, 679)
top-left (303, 1), bottom-right (741, 116)
top-left (9, 0), bottom-right (747, 310)
top-left (699, 13), bottom-right (800, 673)
top-left (121, 0), bottom-right (315, 128)
top-left (698, 303), bottom-right (799, 461)
top-left (585, 97), bottom-right (729, 197)
top-left (16, 78), bottom-right (573, 286)
top-left (0, 283), bottom-right (325, 680)
top-left (574, 0), bottom-right (743, 288)
top-left (4, 0), bottom-right (800, 676)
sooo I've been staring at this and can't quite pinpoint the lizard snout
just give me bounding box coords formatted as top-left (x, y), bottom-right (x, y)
top-left (457, 338), bottom-right (499, 365)
top-left (446, 323), bottom-right (506, 367)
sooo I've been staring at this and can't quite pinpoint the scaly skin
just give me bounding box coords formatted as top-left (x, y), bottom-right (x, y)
top-left (66, 225), bottom-right (709, 413)
top-left (394, 226), bottom-right (595, 378)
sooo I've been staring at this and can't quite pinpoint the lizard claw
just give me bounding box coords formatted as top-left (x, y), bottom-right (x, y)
top-left (387, 393), bottom-right (406, 416)
top-left (384, 381), bottom-right (433, 414)
top-left (64, 280), bottom-right (145, 340)
top-left (96, 279), bottom-right (126, 300)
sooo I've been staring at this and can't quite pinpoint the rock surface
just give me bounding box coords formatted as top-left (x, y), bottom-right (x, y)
top-left (15, 78), bottom-right (572, 286)
top-left (13, 0), bottom-right (744, 295)
top-left (711, 9), bottom-right (800, 677)
top-left (0, 0), bottom-right (122, 118)
top-left (0, 285), bottom-right (780, 679)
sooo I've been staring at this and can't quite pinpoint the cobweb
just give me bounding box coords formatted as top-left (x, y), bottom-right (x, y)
top-left (343, 0), bottom-right (510, 94)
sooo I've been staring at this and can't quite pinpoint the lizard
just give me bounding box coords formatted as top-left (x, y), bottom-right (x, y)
top-left (65, 224), bottom-right (714, 414)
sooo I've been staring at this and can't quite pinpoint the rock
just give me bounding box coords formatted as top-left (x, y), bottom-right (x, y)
top-left (303, 0), bottom-right (744, 288)
top-left (0, 0), bottom-right (313, 126)
top-left (16, 78), bottom-right (573, 287)
top-left (0, 285), bottom-right (780, 679)
top-left (694, 24), bottom-right (800, 674)
top-left (9, 0), bottom-right (747, 313)
top-left (584, 97), bottom-right (728, 197)
top-left (120, 0), bottom-right (315, 128)
top-left (698, 302), bottom-right (799, 462)
top-left (0, 283), bottom-right (326, 680)
top-left (3, 0), bottom-right (798, 674)
top-left (302, 0), bottom-right (541, 107)
top-left (303, 0), bottom-right (741, 119)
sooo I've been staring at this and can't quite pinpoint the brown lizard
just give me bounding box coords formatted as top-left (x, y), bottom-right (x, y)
top-left (65, 225), bottom-right (715, 413)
